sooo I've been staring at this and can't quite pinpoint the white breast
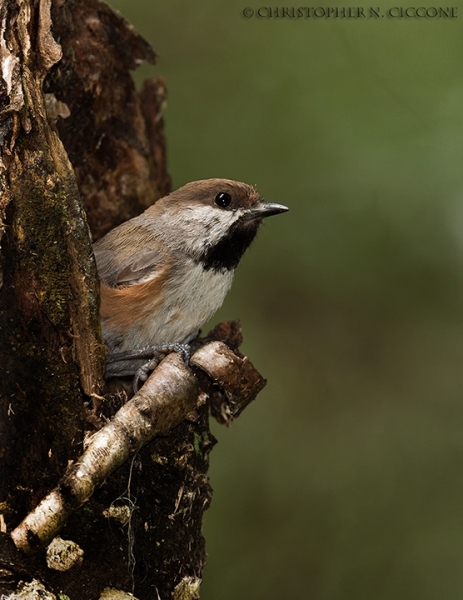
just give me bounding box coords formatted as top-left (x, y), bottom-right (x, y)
top-left (128, 260), bottom-right (234, 350)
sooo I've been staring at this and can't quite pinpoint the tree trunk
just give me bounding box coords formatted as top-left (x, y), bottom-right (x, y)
top-left (0, 1), bottom-right (265, 598)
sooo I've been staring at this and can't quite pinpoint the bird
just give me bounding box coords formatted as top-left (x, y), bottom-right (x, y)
top-left (93, 178), bottom-right (289, 389)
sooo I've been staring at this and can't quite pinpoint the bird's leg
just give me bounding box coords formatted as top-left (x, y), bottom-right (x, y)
top-left (106, 343), bottom-right (192, 366)
top-left (106, 343), bottom-right (192, 393)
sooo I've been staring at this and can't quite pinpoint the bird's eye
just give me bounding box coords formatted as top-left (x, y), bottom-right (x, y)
top-left (215, 192), bottom-right (232, 208)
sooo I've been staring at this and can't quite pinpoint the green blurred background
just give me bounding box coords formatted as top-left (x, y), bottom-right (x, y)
top-left (107, 1), bottom-right (463, 598)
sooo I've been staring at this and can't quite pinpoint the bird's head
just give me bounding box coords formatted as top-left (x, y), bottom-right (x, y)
top-left (151, 178), bottom-right (289, 271)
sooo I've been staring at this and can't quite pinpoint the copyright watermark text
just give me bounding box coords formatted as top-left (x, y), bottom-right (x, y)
top-left (242, 6), bottom-right (458, 18)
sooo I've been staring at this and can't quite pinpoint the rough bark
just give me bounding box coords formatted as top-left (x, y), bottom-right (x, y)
top-left (0, 0), bottom-right (105, 532)
top-left (0, 1), bottom-right (266, 599)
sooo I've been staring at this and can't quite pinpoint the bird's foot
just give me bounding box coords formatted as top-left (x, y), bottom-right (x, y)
top-left (106, 343), bottom-right (191, 393)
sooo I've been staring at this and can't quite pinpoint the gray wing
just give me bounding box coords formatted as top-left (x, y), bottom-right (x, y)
top-left (93, 226), bottom-right (165, 288)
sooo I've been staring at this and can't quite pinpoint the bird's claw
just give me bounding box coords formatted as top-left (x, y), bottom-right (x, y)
top-left (106, 343), bottom-right (192, 393)
top-left (133, 358), bottom-right (160, 393)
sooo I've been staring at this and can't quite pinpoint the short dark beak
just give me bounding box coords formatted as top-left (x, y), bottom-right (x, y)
top-left (247, 201), bottom-right (289, 220)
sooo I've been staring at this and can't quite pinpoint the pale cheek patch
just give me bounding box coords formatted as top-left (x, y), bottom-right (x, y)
top-left (182, 206), bottom-right (243, 250)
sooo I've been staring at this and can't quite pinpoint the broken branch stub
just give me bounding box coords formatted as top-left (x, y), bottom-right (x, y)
top-left (192, 341), bottom-right (267, 425)
top-left (45, 0), bottom-right (171, 241)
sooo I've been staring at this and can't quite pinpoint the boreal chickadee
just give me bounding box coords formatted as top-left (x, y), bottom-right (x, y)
top-left (93, 178), bottom-right (288, 387)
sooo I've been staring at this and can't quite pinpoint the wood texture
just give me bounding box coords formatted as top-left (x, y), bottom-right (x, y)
top-left (0, 2), bottom-right (267, 598)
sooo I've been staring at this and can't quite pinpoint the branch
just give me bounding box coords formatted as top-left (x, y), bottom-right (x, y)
top-left (11, 341), bottom-right (265, 553)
